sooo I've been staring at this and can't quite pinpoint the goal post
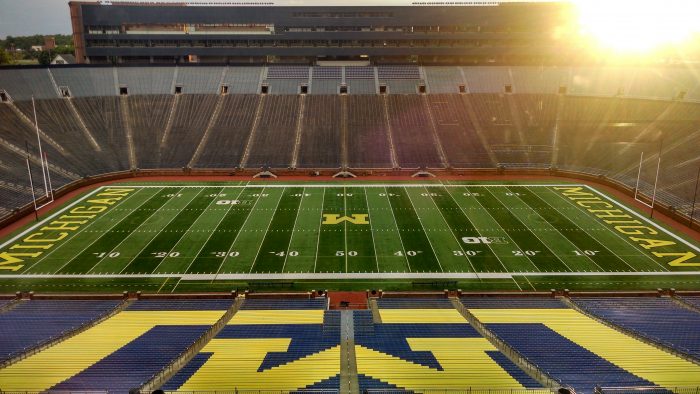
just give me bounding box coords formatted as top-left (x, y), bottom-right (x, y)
top-left (25, 96), bottom-right (55, 220)
top-left (634, 151), bottom-right (661, 209)
top-left (634, 146), bottom-right (664, 219)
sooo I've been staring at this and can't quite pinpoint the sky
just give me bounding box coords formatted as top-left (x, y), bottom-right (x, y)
top-left (0, 0), bottom-right (74, 38)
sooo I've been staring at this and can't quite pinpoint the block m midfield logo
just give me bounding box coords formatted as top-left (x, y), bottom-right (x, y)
top-left (322, 214), bottom-right (369, 225)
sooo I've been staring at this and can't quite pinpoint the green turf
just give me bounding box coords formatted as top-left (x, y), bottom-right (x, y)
top-left (1, 181), bottom-right (699, 293)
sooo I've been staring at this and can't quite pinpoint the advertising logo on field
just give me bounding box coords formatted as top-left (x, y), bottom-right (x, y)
top-left (461, 236), bottom-right (508, 244)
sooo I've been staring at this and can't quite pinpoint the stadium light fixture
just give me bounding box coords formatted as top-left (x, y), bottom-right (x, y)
top-left (571, 0), bottom-right (700, 54)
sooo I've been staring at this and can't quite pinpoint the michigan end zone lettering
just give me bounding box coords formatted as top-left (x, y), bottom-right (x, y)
top-left (555, 186), bottom-right (699, 267)
top-left (0, 188), bottom-right (135, 272)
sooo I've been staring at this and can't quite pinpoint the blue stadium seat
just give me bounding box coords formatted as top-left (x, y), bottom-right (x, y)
top-left (0, 300), bottom-right (121, 362)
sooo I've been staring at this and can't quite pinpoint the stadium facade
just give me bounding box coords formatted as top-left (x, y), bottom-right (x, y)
top-left (69, 0), bottom-right (571, 64)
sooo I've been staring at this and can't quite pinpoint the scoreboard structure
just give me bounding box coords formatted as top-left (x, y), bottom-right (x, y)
top-left (69, 0), bottom-right (571, 64)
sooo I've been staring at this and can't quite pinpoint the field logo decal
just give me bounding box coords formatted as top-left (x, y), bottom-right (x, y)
top-left (462, 236), bottom-right (507, 244)
top-left (322, 214), bottom-right (369, 225)
top-left (0, 188), bottom-right (135, 272)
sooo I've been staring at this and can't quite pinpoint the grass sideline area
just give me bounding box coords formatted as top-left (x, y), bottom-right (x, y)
top-left (0, 180), bottom-right (698, 293)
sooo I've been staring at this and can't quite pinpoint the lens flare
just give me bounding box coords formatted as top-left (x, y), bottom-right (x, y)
top-left (571, 0), bottom-right (700, 53)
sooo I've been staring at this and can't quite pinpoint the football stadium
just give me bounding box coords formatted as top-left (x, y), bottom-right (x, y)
top-left (0, 0), bottom-right (700, 392)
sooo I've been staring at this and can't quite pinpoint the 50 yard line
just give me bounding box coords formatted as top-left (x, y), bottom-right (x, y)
top-left (312, 187), bottom-right (326, 274)
top-left (363, 187), bottom-right (381, 273)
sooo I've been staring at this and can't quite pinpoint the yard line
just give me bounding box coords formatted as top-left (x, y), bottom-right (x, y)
top-left (510, 186), bottom-right (606, 272)
top-left (116, 187), bottom-right (211, 274)
top-left (520, 185), bottom-right (623, 272)
top-left (450, 186), bottom-right (540, 273)
top-left (52, 187), bottom-right (167, 274)
top-left (488, 187), bottom-right (573, 272)
top-left (156, 277), bottom-right (170, 294)
top-left (150, 186), bottom-right (227, 274)
top-left (421, 186), bottom-right (480, 275)
top-left (545, 186), bottom-right (669, 272)
top-left (84, 187), bottom-right (194, 274)
top-left (512, 278), bottom-right (523, 291)
top-left (344, 186), bottom-right (348, 273)
top-left (110, 187), bottom-right (203, 274)
top-left (381, 187), bottom-right (412, 272)
top-left (248, 187), bottom-right (286, 274)
top-left (522, 275), bottom-right (537, 291)
top-left (403, 186), bottom-right (444, 273)
top-left (170, 277), bottom-right (181, 293)
top-left (179, 187), bottom-right (246, 278)
top-left (363, 187), bottom-right (381, 273)
top-left (430, 186), bottom-right (512, 275)
top-left (282, 187), bottom-right (306, 273)
top-left (210, 188), bottom-right (266, 277)
top-left (21, 187), bottom-right (146, 272)
top-left (312, 187), bottom-right (326, 274)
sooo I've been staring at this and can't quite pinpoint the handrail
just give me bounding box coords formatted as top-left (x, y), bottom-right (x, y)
top-left (140, 297), bottom-right (243, 392)
top-left (451, 298), bottom-right (561, 389)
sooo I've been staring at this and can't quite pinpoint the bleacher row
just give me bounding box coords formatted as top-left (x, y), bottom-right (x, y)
top-left (2, 66), bottom-right (700, 99)
top-left (1, 91), bottom-right (700, 221)
top-left (0, 296), bottom-right (700, 393)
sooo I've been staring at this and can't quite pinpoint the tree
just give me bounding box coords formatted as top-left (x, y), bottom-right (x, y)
top-left (54, 45), bottom-right (75, 55)
top-left (37, 51), bottom-right (53, 65)
top-left (0, 49), bottom-right (12, 65)
top-left (0, 48), bottom-right (14, 64)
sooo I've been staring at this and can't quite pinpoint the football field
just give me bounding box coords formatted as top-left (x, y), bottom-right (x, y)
top-left (1, 181), bottom-right (699, 292)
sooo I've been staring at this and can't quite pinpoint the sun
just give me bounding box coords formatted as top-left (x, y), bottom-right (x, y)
top-left (570, 0), bottom-right (700, 54)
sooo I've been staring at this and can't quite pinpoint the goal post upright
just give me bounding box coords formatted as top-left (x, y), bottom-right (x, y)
top-left (649, 153), bottom-right (662, 219)
top-left (24, 97), bottom-right (56, 220)
top-left (634, 139), bottom-right (664, 219)
top-left (43, 151), bottom-right (54, 201)
top-left (25, 156), bottom-right (39, 221)
top-left (634, 151), bottom-right (644, 202)
top-left (31, 96), bottom-right (50, 198)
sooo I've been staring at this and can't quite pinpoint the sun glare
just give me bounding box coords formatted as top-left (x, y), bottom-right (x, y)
top-left (571, 0), bottom-right (700, 54)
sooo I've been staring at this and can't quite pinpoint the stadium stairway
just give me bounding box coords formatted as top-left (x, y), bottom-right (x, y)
top-left (674, 295), bottom-right (700, 314)
top-left (0, 297), bottom-right (20, 314)
top-left (451, 297), bottom-right (557, 388)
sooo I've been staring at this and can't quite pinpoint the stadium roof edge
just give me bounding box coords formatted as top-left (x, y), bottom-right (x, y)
top-left (80, 0), bottom-right (566, 6)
